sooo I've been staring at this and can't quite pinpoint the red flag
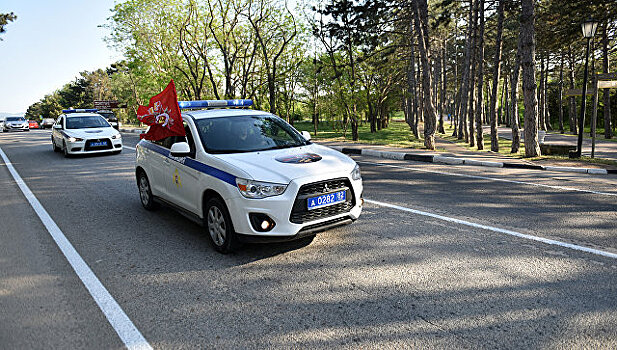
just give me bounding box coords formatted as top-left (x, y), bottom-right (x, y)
top-left (137, 80), bottom-right (185, 141)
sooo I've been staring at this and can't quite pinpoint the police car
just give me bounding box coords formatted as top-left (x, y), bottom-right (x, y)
top-left (51, 109), bottom-right (123, 157)
top-left (135, 100), bottom-right (363, 253)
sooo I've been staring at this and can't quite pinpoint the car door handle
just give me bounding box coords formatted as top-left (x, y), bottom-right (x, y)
top-left (164, 158), bottom-right (170, 164)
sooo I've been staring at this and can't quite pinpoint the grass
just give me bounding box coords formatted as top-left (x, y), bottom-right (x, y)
top-left (293, 120), bottom-right (429, 150)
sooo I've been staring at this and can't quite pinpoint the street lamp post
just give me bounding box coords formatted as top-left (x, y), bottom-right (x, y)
top-left (570, 18), bottom-right (599, 158)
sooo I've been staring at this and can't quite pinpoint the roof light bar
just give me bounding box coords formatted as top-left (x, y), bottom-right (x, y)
top-left (177, 99), bottom-right (253, 109)
top-left (62, 109), bottom-right (98, 113)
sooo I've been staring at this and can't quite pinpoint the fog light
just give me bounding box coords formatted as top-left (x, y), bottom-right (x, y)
top-left (249, 213), bottom-right (276, 232)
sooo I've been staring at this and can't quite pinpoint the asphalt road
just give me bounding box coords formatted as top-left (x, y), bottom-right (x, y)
top-left (1, 129), bottom-right (616, 349)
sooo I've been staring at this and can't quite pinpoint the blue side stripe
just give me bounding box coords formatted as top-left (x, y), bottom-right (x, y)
top-left (138, 140), bottom-right (237, 186)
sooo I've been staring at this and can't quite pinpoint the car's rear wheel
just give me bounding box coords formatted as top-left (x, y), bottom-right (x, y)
top-left (205, 197), bottom-right (238, 253)
top-left (138, 172), bottom-right (157, 210)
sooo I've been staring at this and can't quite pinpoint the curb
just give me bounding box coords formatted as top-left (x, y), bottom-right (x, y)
top-left (330, 146), bottom-right (612, 176)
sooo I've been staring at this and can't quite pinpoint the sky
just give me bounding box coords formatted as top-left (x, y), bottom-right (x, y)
top-left (0, 0), bottom-right (121, 115)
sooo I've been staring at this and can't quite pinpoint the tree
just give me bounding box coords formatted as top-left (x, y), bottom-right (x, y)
top-left (520, 0), bottom-right (540, 157)
top-left (413, 0), bottom-right (438, 149)
top-left (489, 0), bottom-right (504, 151)
top-left (0, 12), bottom-right (16, 40)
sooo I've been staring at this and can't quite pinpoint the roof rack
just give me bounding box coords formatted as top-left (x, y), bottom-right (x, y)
top-left (178, 99), bottom-right (253, 110)
top-left (63, 109), bottom-right (98, 113)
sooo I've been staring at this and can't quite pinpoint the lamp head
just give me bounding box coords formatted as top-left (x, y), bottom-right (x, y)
top-left (581, 18), bottom-right (599, 39)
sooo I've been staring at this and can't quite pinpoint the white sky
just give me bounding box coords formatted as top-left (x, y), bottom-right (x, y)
top-left (0, 0), bottom-right (121, 114)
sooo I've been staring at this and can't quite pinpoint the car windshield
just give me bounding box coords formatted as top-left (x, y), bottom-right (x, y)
top-left (66, 115), bottom-right (110, 129)
top-left (194, 115), bottom-right (308, 154)
top-left (7, 117), bottom-right (25, 122)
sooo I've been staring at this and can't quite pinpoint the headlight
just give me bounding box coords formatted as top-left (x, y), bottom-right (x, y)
top-left (67, 136), bottom-right (83, 142)
top-left (111, 133), bottom-right (121, 139)
top-left (351, 164), bottom-right (361, 180)
top-left (236, 178), bottom-right (287, 199)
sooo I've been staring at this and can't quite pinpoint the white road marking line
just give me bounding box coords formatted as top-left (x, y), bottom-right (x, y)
top-left (365, 198), bottom-right (617, 260)
top-left (0, 147), bottom-right (152, 350)
top-left (357, 160), bottom-right (617, 197)
top-left (123, 145), bottom-right (136, 151)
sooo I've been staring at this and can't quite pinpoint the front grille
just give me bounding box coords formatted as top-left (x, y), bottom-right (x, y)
top-left (84, 138), bottom-right (112, 151)
top-left (290, 178), bottom-right (355, 224)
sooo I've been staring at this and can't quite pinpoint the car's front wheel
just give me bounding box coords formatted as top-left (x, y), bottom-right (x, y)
top-left (63, 141), bottom-right (70, 158)
top-left (52, 138), bottom-right (60, 152)
top-left (205, 197), bottom-right (238, 253)
top-left (138, 171), bottom-right (158, 210)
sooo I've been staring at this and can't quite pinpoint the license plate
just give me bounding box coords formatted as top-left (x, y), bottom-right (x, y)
top-left (90, 141), bottom-right (108, 147)
top-left (307, 190), bottom-right (346, 210)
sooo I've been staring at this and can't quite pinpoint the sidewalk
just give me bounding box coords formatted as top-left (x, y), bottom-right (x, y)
top-left (485, 126), bottom-right (617, 160)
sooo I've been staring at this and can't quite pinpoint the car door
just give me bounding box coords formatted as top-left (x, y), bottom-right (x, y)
top-left (144, 137), bottom-right (173, 200)
top-left (164, 121), bottom-right (201, 215)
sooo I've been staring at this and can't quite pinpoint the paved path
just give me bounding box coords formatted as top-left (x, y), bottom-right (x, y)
top-left (485, 126), bottom-right (617, 159)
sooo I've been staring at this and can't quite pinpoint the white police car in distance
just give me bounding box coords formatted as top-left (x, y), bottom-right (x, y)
top-left (51, 109), bottom-right (123, 157)
top-left (135, 100), bottom-right (363, 253)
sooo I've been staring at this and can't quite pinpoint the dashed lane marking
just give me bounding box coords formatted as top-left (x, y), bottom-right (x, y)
top-left (0, 147), bottom-right (152, 350)
top-left (366, 198), bottom-right (617, 260)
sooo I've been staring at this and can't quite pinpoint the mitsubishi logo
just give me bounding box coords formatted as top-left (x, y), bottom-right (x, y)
top-left (323, 184), bottom-right (329, 192)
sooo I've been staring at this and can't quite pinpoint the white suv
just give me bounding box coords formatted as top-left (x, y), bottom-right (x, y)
top-left (135, 101), bottom-right (363, 253)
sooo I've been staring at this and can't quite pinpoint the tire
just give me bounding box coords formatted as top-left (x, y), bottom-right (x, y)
top-left (137, 171), bottom-right (158, 210)
top-left (205, 197), bottom-right (238, 253)
top-left (52, 138), bottom-right (60, 152)
top-left (63, 141), bottom-right (70, 158)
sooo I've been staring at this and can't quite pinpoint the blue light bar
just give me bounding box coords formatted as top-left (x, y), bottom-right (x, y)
top-left (177, 99), bottom-right (253, 109)
top-left (62, 109), bottom-right (98, 113)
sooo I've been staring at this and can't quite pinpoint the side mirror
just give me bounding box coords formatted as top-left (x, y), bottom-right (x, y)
top-left (170, 142), bottom-right (191, 157)
top-left (301, 130), bottom-right (312, 141)
top-left (53, 124), bottom-right (62, 129)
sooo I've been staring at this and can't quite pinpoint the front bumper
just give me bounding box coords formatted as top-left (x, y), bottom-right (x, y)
top-left (226, 173), bottom-right (363, 239)
top-left (4, 124), bottom-right (29, 131)
top-left (65, 138), bottom-right (123, 155)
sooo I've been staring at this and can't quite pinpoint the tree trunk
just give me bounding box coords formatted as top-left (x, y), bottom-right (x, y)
top-left (568, 48), bottom-right (577, 134)
top-left (602, 24), bottom-right (613, 139)
top-left (558, 53), bottom-right (565, 133)
top-left (407, 23), bottom-right (420, 138)
top-left (413, 0), bottom-right (438, 149)
top-left (488, 0), bottom-right (503, 151)
top-left (520, 0), bottom-right (540, 157)
top-left (511, 37), bottom-right (522, 154)
top-left (544, 54), bottom-right (552, 130)
top-left (439, 43), bottom-right (446, 134)
top-left (538, 55), bottom-right (547, 131)
top-left (457, 0), bottom-right (475, 142)
top-left (468, 0), bottom-right (479, 147)
top-left (475, 0), bottom-right (485, 150)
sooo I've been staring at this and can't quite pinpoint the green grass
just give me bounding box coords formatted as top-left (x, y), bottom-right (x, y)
top-left (294, 120), bottom-right (428, 150)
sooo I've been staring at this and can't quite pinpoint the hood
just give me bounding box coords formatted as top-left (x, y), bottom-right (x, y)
top-left (6, 120), bottom-right (27, 125)
top-left (217, 143), bottom-right (356, 184)
top-left (64, 127), bottom-right (118, 139)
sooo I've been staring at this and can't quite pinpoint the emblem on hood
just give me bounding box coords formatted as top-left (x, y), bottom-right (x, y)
top-left (275, 153), bottom-right (322, 164)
